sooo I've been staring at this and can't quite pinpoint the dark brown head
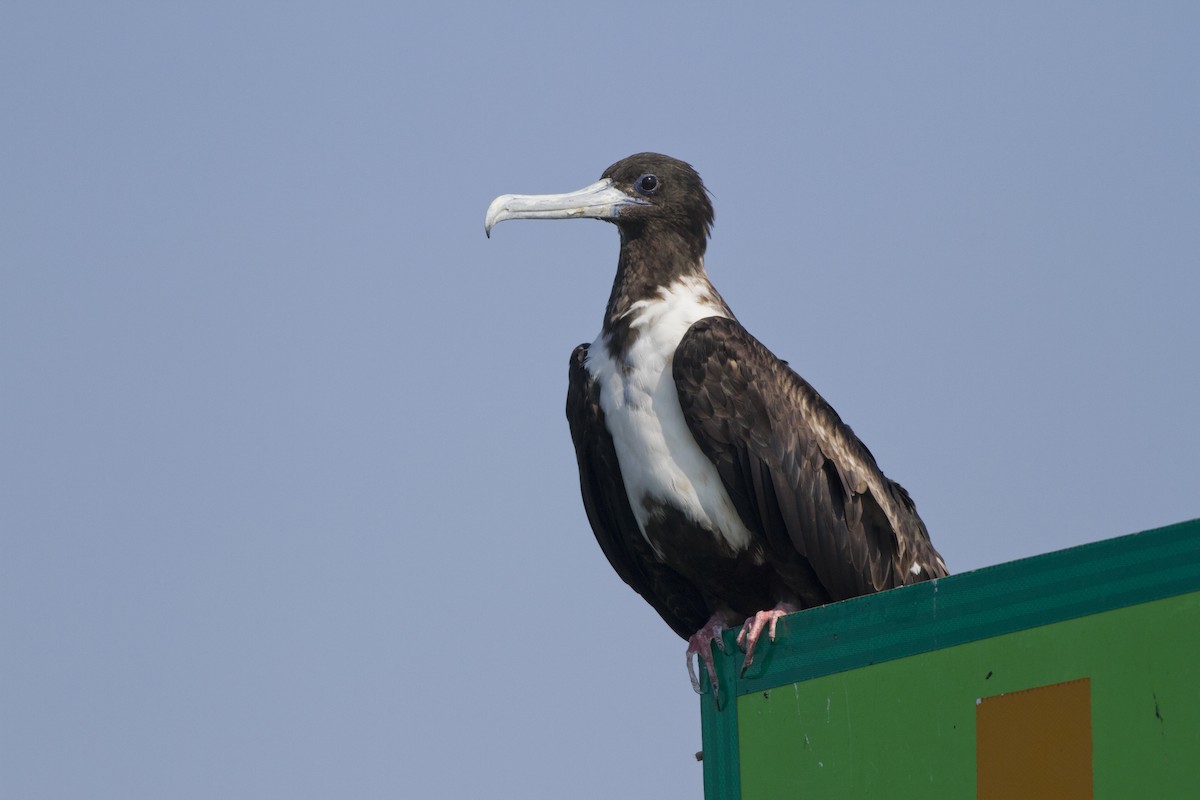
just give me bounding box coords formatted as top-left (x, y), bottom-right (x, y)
top-left (485, 152), bottom-right (714, 258)
top-left (598, 153), bottom-right (714, 253)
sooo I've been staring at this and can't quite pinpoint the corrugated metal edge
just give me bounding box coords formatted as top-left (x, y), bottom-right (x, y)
top-left (731, 518), bottom-right (1200, 694)
top-left (699, 662), bottom-right (740, 800)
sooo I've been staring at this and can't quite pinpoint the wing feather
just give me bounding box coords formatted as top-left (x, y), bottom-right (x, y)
top-left (672, 317), bottom-right (947, 603)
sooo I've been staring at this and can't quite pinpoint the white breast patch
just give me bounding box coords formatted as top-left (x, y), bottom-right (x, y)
top-left (586, 277), bottom-right (756, 558)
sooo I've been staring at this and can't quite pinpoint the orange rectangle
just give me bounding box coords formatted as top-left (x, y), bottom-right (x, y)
top-left (976, 677), bottom-right (1093, 800)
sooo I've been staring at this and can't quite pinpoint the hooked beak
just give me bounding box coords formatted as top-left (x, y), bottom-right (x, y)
top-left (484, 178), bottom-right (648, 237)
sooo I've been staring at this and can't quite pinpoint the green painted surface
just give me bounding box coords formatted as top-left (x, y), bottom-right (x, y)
top-left (700, 667), bottom-right (740, 800)
top-left (735, 592), bottom-right (1200, 799)
top-left (699, 519), bottom-right (1200, 799)
top-left (736, 518), bottom-right (1200, 696)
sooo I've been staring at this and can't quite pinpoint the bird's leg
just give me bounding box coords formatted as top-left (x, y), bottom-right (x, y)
top-left (736, 601), bottom-right (799, 676)
top-left (686, 609), bottom-right (741, 706)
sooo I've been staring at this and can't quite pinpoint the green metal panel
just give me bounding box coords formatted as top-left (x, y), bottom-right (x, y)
top-left (738, 593), bottom-right (1199, 798)
top-left (699, 518), bottom-right (1200, 799)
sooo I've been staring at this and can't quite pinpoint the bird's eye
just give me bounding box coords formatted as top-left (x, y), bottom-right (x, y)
top-left (635, 174), bottom-right (659, 196)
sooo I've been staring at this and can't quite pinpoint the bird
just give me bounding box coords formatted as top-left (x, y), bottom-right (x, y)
top-left (485, 153), bottom-right (947, 703)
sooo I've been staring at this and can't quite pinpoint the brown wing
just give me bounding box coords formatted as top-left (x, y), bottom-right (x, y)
top-left (672, 317), bottom-right (947, 604)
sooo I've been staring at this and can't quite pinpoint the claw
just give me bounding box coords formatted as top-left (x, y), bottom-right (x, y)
top-left (736, 602), bottom-right (798, 676)
top-left (685, 645), bottom-right (709, 694)
top-left (686, 625), bottom-right (725, 700)
top-left (685, 613), bottom-right (735, 707)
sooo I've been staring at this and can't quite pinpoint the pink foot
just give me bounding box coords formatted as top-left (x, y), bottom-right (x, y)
top-left (735, 602), bottom-right (798, 675)
top-left (686, 612), bottom-right (737, 706)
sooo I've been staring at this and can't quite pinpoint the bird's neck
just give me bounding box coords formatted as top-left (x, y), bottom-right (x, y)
top-left (602, 226), bottom-right (727, 356)
top-left (605, 227), bottom-right (708, 323)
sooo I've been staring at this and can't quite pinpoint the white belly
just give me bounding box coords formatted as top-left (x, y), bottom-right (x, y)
top-left (586, 278), bottom-right (755, 557)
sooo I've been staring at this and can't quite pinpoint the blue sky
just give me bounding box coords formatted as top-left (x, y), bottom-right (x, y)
top-left (3, 4), bottom-right (1197, 798)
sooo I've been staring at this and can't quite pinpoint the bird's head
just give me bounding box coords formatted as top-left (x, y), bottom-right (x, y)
top-left (485, 153), bottom-right (714, 254)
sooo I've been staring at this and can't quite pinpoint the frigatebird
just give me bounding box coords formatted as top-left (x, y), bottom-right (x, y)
top-left (485, 153), bottom-right (947, 701)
